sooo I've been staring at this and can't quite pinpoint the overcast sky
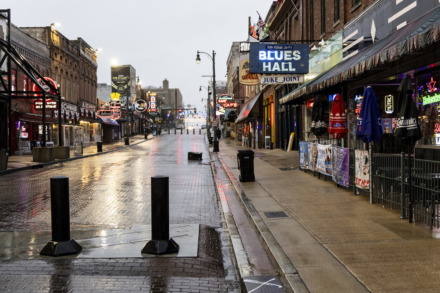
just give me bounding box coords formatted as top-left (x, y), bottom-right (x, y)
top-left (5, 0), bottom-right (272, 110)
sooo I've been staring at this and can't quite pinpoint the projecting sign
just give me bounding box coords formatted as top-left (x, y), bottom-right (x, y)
top-left (260, 74), bottom-right (304, 85)
top-left (385, 95), bottom-right (394, 114)
top-left (249, 43), bottom-right (309, 74)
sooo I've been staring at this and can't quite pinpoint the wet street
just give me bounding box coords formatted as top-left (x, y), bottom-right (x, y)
top-left (0, 134), bottom-right (241, 292)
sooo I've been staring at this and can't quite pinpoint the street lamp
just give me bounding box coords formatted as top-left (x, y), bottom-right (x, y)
top-left (196, 50), bottom-right (218, 152)
top-left (199, 85), bottom-right (211, 138)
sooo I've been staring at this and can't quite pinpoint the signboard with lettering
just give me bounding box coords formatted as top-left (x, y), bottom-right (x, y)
top-left (385, 95), bottom-right (394, 113)
top-left (260, 74), bottom-right (304, 85)
top-left (239, 57), bottom-right (259, 85)
top-left (34, 99), bottom-right (57, 110)
top-left (249, 43), bottom-right (309, 74)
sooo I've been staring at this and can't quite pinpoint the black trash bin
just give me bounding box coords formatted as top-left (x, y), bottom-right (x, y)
top-left (237, 150), bottom-right (255, 182)
top-left (97, 141), bottom-right (103, 152)
top-left (125, 137), bottom-right (130, 145)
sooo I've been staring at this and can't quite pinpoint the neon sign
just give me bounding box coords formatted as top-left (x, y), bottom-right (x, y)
top-left (385, 95), bottom-right (394, 114)
top-left (423, 93), bottom-right (440, 105)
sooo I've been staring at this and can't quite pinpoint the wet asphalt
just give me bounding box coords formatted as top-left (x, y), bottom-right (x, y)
top-left (0, 133), bottom-right (242, 292)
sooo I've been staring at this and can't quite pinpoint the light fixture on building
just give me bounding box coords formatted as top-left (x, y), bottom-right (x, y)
top-left (311, 45), bottom-right (318, 51)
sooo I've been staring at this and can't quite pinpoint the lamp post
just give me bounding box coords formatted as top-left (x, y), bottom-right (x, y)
top-left (199, 85), bottom-right (211, 139)
top-left (196, 50), bottom-right (219, 152)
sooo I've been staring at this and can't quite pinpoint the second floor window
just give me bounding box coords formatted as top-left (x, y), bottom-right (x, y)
top-left (334, 0), bottom-right (340, 22)
top-left (321, 0), bottom-right (326, 34)
top-left (352, 0), bottom-right (361, 7)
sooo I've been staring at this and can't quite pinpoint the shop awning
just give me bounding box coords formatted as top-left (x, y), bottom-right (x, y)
top-left (235, 93), bottom-right (261, 124)
top-left (98, 117), bottom-right (119, 126)
top-left (224, 109), bottom-right (237, 121)
top-left (280, 5), bottom-right (440, 104)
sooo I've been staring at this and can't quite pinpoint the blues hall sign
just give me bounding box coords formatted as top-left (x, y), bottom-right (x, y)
top-left (249, 43), bottom-right (309, 74)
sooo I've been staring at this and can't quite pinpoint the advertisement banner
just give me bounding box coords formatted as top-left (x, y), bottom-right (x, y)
top-left (111, 66), bottom-right (131, 96)
top-left (317, 144), bottom-right (332, 176)
top-left (299, 141), bottom-right (309, 169)
top-left (239, 55), bottom-right (260, 85)
top-left (249, 43), bottom-right (309, 74)
top-left (332, 146), bottom-right (350, 187)
top-left (355, 149), bottom-right (370, 189)
top-left (308, 143), bottom-right (318, 172)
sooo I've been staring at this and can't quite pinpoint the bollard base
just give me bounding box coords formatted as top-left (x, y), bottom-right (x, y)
top-left (40, 239), bottom-right (82, 257)
top-left (141, 238), bottom-right (179, 255)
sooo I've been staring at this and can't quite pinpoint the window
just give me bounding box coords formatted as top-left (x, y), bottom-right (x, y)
top-left (352, 0), bottom-right (361, 7)
top-left (321, 0), bottom-right (326, 34)
top-left (334, 0), bottom-right (340, 22)
top-left (310, 0), bottom-right (314, 40)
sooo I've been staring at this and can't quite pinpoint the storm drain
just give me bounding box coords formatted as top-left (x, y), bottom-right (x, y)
top-left (264, 211), bottom-right (288, 218)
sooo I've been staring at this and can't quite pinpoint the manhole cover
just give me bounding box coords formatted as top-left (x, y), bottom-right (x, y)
top-left (264, 211), bottom-right (288, 218)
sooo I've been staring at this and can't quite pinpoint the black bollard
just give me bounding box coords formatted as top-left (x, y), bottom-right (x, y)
top-left (193, 129), bottom-right (195, 134)
top-left (142, 176), bottom-right (179, 255)
top-left (97, 141), bottom-right (102, 153)
top-left (145, 133), bottom-right (148, 139)
top-left (181, 129), bottom-right (183, 134)
top-left (174, 128), bottom-right (176, 134)
top-left (199, 129), bottom-right (201, 135)
top-left (40, 176), bottom-right (82, 256)
top-left (213, 141), bottom-right (219, 152)
top-left (125, 137), bottom-right (129, 145)
top-left (187, 129), bottom-right (189, 134)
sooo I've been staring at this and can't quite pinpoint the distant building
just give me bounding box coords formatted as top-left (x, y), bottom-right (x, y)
top-left (97, 83), bottom-right (112, 104)
top-left (143, 78), bottom-right (183, 115)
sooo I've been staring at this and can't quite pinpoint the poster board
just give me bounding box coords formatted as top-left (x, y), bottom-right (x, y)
top-left (317, 144), bottom-right (332, 176)
top-left (265, 136), bottom-right (271, 149)
top-left (332, 146), bottom-right (349, 187)
top-left (355, 149), bottom-right (370, 189)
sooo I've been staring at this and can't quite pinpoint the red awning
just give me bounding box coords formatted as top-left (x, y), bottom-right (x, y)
top-left (235, 93), bottom-right (261, 124)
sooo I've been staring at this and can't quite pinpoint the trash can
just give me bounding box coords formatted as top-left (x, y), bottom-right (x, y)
top-left (97, 141), bottom-right (103, 153)
top-left (125, 137), bottom-right (130, 145)
top-left (237, 150), bottom-right (255, 182)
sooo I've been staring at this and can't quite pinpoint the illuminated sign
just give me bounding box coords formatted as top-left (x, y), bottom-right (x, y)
top-left (149, 94), bottom-right (157, 113)
top-left (249, 43), bottom-right (309, 74)
top-left (32, 77), bottom-right (58, 96)
top-left (134, 100), bottom-right (147, 112)
top-left (216, 94), bottom-right (234, 100)
top-left (423, 93), bottom-right (440, 105)
top-left (355, 95), bottom-right (363, 118)
top-left (385, 95), bottom-right (394, 114)
top-left (307, 99), bottom-right (314, 109)
top-left (34, 99), bottom-right (57, 110)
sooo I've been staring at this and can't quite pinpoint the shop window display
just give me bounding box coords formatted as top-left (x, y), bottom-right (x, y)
top-left (417, 74), bottom-right (440, 146)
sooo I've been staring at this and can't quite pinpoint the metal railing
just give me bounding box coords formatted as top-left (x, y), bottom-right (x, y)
top-left (300, 141), bottom-right (440, 228)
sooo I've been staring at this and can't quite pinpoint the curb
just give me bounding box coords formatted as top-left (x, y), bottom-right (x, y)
top-left (218, 156), bottom-right (310, 293)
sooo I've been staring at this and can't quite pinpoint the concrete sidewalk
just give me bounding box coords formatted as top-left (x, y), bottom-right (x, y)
top-left (216, 138), bottom-right (440, 293)
top-left (1, 135), bottom-right (150, 175)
